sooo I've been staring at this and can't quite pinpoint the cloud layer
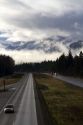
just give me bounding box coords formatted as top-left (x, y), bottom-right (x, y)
top-left (0, 0), bottom-right (83, 63)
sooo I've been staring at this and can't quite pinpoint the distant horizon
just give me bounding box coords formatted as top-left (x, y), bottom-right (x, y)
top-left (6, 50), bottom-right (82, 64)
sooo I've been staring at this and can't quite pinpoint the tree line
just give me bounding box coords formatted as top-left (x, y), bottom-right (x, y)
top-left (0, 55), bottom-right (15, 76)
top-left (55, 51), bottom-right (83, 77)
top-left (15, 61), bottom-right (55, 73)
top-left (0, 51), bottom-right (83, 77)
top-left (15, 51), bottom-right (83, 77)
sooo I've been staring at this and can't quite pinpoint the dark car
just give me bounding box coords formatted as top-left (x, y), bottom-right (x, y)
top-left (4, 104), bottom-right (14, 113)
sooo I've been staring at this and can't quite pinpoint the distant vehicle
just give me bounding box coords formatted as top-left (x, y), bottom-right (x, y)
top-left (9, 87), bottom-right (16, 91)
top-left (4, 104), bottom-right (14, 113)
top-left (53, 73), bottom-right (57, 76)
top-left (55, 73), bottom-right (57, 76)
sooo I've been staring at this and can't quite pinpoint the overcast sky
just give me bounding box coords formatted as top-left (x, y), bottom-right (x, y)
top-left (0, 0), bottom-right (83, 63)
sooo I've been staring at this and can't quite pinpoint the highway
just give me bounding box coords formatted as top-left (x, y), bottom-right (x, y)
top-left (55, 75), bottom-right (83, 88)
top-left (0, 73), bottom-right (38, 125)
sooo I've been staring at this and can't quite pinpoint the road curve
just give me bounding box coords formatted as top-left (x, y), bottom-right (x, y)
top-left (0, 73), bottom-right (38, 125)
top-left (55, 75), bottom-right (83, 88)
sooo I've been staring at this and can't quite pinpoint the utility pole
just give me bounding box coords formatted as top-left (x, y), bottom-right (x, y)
top-left (3, 79), bottom-right (6, 91)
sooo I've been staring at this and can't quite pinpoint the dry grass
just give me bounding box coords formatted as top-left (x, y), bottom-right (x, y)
top-left (35, 73), bottom-right (83, 125)
top-left (0, 74), bottom-right (23, 87)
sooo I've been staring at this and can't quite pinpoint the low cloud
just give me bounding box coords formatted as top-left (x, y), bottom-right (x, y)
top-left (0, 48), bottom-right (61, 64)
top-left (0, 0), bottom-right (83, 63)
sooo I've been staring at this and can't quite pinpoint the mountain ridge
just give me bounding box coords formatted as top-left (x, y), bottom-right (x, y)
top-left (0, 36), bottom-right (83, 53)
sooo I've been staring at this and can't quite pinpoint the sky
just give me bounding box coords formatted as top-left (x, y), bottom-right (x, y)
top-left (0, 0), bottom-right (83, 63)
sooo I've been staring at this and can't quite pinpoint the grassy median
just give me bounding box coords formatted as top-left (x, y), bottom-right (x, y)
top-left (0, 73), bottom-right (23, 87)
top-left (35, 73), bottom-right (83, 125)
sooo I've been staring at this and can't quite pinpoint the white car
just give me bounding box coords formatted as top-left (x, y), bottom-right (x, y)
top-left (4, 104), bottom-right (14, 113)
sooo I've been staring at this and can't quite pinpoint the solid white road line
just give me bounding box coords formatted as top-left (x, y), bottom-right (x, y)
top-left (14, 74), bottom-right (38, 125)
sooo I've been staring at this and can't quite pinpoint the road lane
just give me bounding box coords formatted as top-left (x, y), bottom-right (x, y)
top-left (0, 74), bottom-right (26, 112)
top-left (0, 73), bottom-right (38, 125)
top-left (14, 74), bottom-right (38, 125)
top-left (0, 74), bottom-right (27, 113)
top-left (54, 75), bottom-right (83, 88)
top-left (0, 74), bottom-right (29, 125)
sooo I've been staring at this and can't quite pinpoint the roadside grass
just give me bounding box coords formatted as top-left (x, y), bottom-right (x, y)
top-left (34, 73), bottom-right (83, 125)
top-left (0, 73), bottom-right (23, 87)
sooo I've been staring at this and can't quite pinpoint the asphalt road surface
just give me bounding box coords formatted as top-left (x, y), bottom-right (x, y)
top-left (0, 73), bottom-right (38, 125)
top-left (55, 74), bottom-right (83, 88)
